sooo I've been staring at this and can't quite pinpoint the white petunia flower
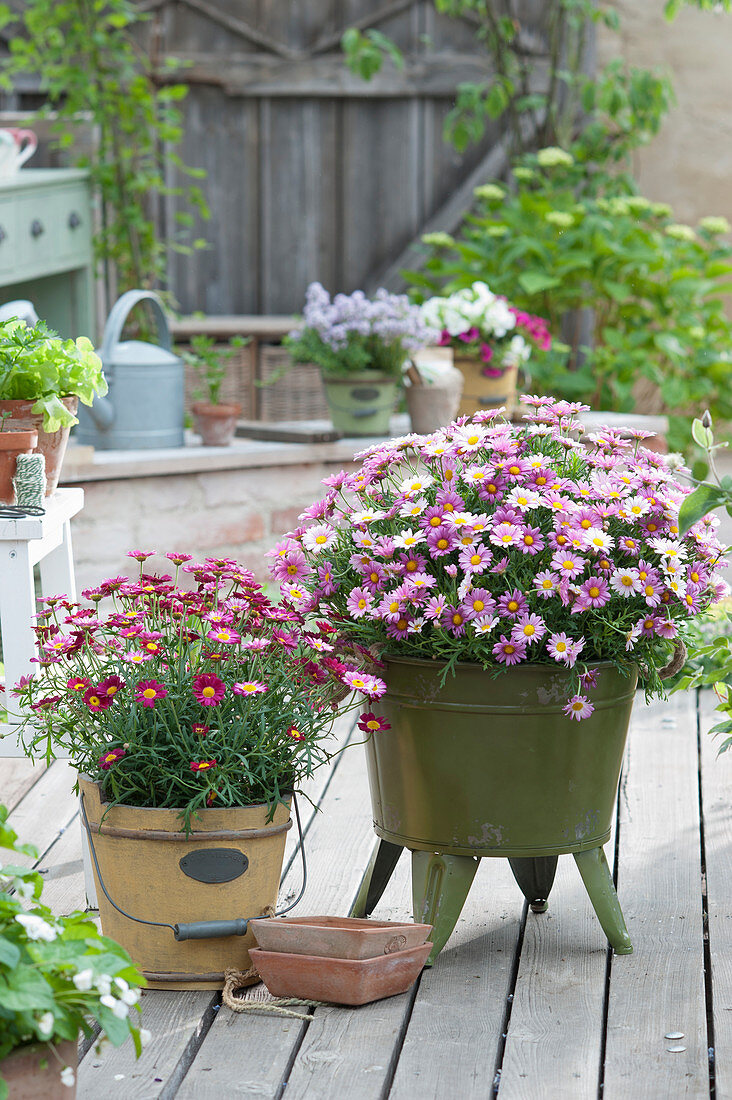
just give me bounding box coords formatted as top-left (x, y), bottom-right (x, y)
top-left (15, 913), bottom-right (57, 941)
top-left (73, 968), bottom-right (94, 992)
top-left (37, 1011), bottom-right (54, 1038)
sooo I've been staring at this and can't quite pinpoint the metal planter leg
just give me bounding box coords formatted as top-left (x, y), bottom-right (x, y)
top-left (508, 856), bottom-right (559, 913)
top-left (412, 850), bottom-right (480, 965)
top-left (349, 839), bottom-right (403, 918)
top-left (574, 846), bottom-right (633, 955)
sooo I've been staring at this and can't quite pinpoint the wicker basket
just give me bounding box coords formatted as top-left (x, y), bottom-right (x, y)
top-left (183, 342), bottom-right (256, 420)
top-left (257, 346), bottom-right (329, 422)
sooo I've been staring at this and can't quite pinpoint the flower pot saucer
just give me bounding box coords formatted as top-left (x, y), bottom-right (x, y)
top-left (249, 915), bottom-right (432, 960)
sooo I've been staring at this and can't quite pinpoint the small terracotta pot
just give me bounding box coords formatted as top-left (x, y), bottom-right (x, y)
top-left (0, 396), bottom-right (78, 496)
top-left (192, 401), bottom-right (241, 446)
top-left (249, 941), bottom-right (432, 1005)
top-left (0, 428), bottom-right (37, 504)
top-left (0, 1038), bottom-right (78, 1098)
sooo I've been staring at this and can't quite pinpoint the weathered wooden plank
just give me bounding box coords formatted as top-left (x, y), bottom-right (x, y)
top-left (603, 694), bottom-right (709, 1098)
top-left (700, 689), bottom-right (731, 1099)
top-left (77, 990), bottom-right (218, 1099)
top-left (498, 826), bottom-right (615, 1096)
top-left (6, 760), bottom-right (78, 865)
top-left (34, 811), bottom-right (87, 915)
top-left (0, 757), bottom-right (46, 813)
top-left (259, 98), bottom-right (338, 313)
top-left (176, 728), bottom-right (379, 1097)
top-left (341, 97), bottom-right (421, 293)
top-left (390, 858), bottom-right (523, 1099)
top-left (168, 92), bottom-right (261, 315)
top-left (160, 52), bottom-right (491, 97)
top-left (280, 846), bottom-right (414, 1100)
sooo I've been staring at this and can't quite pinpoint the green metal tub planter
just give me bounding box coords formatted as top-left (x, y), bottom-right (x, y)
top-left (351, 656), bottom-right (638, 963)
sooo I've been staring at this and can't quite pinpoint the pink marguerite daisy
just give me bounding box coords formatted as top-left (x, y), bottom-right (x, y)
top-left (563, 695), bottom-right (594, 722)
top-left (192, 673), bottom-right (226, 706)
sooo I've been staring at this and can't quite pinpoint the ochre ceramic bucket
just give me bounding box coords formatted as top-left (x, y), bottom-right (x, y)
top-left (454, 356), bottom-right (518, 418)
top-left (80, 778), bottom-right (292, 990)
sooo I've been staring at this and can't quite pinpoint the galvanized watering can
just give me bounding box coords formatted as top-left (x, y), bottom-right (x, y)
top-left (76, 290), bottom-right (185, 450)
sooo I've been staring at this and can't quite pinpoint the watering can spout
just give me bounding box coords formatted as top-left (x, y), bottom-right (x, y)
top-left (86, 393), bottom-right (115, 430)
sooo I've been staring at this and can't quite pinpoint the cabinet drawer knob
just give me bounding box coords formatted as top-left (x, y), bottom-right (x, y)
top-left (30, 219), bottom-right (44, 239)
top-left (68, 211), bottom-right (82, 230)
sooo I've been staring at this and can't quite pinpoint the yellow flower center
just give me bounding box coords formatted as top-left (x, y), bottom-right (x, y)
top-left (589, 587), bottom-right (600, 598)
top-left (202, 686), bottom-right (215, 697)
top-left (473, 600), bottom-right (484, 612)
top-left (143, 688), bottom-right (156, 699)
top-left (508, 600), bottom-right (519, 612)
top-left (366, 719), bottom-right (380, 731)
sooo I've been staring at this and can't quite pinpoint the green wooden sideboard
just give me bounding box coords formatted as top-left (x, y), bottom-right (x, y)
top-left (0, 168), bottom-right (96, 340)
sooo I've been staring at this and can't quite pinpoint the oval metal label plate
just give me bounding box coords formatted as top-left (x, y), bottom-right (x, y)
top-left (179, 848), bottom-right (249, 883)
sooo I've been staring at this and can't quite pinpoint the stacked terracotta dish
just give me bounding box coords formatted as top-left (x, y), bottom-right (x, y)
top-left (249, 916), bottom-right (433, 1005)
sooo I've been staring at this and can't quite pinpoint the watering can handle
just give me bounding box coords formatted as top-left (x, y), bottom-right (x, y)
top-left (100, 290), bottom-right (172, 362)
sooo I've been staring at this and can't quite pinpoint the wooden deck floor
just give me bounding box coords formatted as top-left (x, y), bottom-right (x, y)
top-left (1, 689), bottom-right (729, 1100)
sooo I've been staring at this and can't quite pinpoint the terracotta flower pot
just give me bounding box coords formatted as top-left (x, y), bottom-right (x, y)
top-left (0, 1038), bottom-right (78, 1098)
top-left (0, 428), bottom-right (37, 504)
top-left (80, 777), bottom-right (292, 990)
top-left (0, 396), bottom-right (78, 496)
top-left (191, 401), bottom-right (241, 446)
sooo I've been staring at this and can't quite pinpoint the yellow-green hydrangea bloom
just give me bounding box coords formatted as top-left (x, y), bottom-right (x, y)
top-left (536, 147), bottom-right (574, 168)
top-left (474, 183), bottom-right (506, 202)
top-left (545, 211), bottom-right (575, 228)
top-left (421, 232), bottom-right (455, 248)
top-left (665, 223), bottom-right (696, 242)
top-left (699, 215), bottom-right (731, 235)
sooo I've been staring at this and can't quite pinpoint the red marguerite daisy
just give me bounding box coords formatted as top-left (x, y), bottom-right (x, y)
top-left (192, 673), bottom-right (225, 706)
top-left (99, 674), bottom-right (125, 697)
top-left (99, 747), bottom-right (125, 769)
top-left (83, 686), bottom-right (112, 711)
top-left (67, 676), bottom-right (89, 694)
top-left (192, 723), bottom-right (209, 736)
top-left (286, 725), bottom-right (306, 741)
top-left (357, 713), bottom-right (391, 734)
top-left (190, 759), bottom-right (217, 772)
top-left (135, 680), bottom-right (168, 707)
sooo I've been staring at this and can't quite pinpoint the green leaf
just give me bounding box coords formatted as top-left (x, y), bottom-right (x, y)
top-left (678, 484), bottom-right (727, 535)
top-left (517, 271), bottom-right (562, 295)
top-left (0, 935), bottom-right (20, 968)
top-left (691, 417), bottom-right (714, 449)
top-left (0, 968), bottom-right (55, 1012)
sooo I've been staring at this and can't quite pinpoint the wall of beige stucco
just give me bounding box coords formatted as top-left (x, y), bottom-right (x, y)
top-left (598, 2), bottom-right (732, 224)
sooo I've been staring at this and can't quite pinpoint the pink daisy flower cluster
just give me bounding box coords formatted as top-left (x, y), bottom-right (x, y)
top-left (274, 395), bottom-right (727, 721)
top-left (12, 555), bottom-right (385, 816)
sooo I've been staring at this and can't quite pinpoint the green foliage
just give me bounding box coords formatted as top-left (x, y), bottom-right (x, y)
top-left (342, 27), bottom-right (405, 81)
top-left (412, 155), bottom-right (732, 451)
top-left (0, 0), bottom-right (209, 295)
top-left (673, 598), bottom-right (732, 752)
top-left (0, 319), bottom-right (107, 431)
top-left (341, 0), bottom-right (674, 164)
top-left (0, 803), bottom-right (144, 1086)
top-left (182, 334), bottom-right (249, 406)
top-left (678, 414), bottom-right (732, 536)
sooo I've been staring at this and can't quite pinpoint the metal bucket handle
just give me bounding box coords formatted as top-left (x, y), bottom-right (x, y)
top-left (100, 289), bottom-right (172, 363)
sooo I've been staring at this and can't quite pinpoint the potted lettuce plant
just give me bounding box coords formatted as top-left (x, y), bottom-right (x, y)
top-left (0, 318), bottom-right (107, 494)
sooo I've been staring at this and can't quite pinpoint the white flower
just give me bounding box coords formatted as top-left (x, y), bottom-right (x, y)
top-left (119, 987), bottom-right (140, 1007)
top-left (399, 473), bottom-right (433, 496)
top-left (393, 528), bottom-right (425, 549)
top-left (100, 993), bottom-right (129, 1019)
top-left (139, 1028), bottom-right (152, 1048)
top-left (95, 974), bottom-right (113, 996)
top-left (16, 880), bottom-right (35, 900)
top-left (60, 1066), bottom-right (75, 1088)
top-left (15, 913), bottom-right (57, 941)
top-left (73, 968), bottom-right (94, 992)
top-left (37, 1011), bottom-right (54, 1038)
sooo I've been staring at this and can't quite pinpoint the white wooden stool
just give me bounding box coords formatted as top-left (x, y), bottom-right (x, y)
top-left (0, 487), bottom-right (97, 905)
